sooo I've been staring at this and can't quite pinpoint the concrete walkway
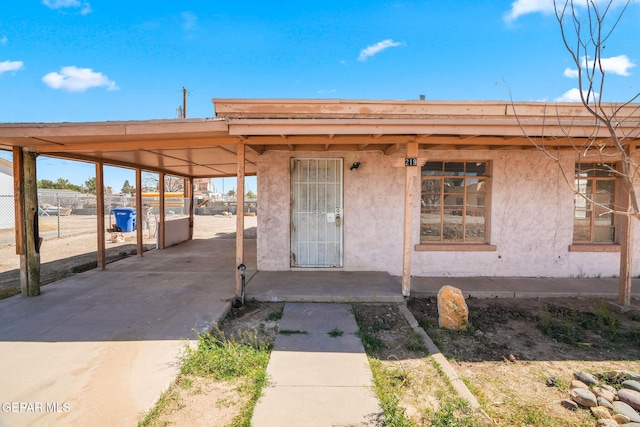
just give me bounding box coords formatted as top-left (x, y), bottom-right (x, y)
top-left (252, 303), bottom-right (383, 427)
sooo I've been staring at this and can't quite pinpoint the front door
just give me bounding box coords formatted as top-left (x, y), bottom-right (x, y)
top-left (290, 158), bottom-right (343, 267)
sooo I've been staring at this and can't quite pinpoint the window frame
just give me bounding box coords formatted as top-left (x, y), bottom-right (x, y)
top-left (416, 160), bottom-right (495, 251)
top-left (569, 162), bottom-right (620, 252)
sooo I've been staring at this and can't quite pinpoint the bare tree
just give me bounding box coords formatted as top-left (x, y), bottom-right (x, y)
top-left (142, 173), bottom-right (185, 193)
top-left (513, 0), bottom-right (640, 306)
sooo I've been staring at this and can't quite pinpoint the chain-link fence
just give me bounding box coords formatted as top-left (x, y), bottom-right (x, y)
top-left (0, 195), bottom-right (15, 248)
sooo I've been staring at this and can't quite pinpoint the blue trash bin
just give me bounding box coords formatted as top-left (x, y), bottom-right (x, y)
top-left (112, 207), bottom-right (136, 232)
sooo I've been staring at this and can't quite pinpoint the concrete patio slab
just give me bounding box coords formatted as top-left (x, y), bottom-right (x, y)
top-left (247, 270), bottom-right (404, 302)
top-left (278, 302), bottom-right (361, 334)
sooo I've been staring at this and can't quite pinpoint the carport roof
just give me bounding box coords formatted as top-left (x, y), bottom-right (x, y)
top-left (0, 99), bottom-right (638, 178)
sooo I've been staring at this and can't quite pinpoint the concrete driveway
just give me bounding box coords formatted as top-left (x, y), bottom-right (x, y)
top-left (0, 238), bottom-right (248, 427)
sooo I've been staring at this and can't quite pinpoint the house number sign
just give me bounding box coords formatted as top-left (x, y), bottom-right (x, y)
top-left (404, 158), bottom-right (418, 166)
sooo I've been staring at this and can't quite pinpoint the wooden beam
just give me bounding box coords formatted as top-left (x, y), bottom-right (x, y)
top-left (619, 173), bottom-right (633, 306)
top-left (96, 162), bottom-right (106, 270)
top-left (16, 149), bottom-right (41, 296)
top-left (384, 144), bottom-right (401, 156)
top-left (159, 172), bottom-right (166, 249)
top-left (136, 168), bottom-right (143, 256)
top-left (402, 141), bottom-right (419, 296)
top-left (236, 142), bottom-right (246, 299)
top-left (13, 147), bottom-right (24, 256)
top-left (187, 177), bottom-right (194, 240)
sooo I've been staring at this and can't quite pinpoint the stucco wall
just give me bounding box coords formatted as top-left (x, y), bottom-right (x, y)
top-left (257, 149), bottom-right (640, 277)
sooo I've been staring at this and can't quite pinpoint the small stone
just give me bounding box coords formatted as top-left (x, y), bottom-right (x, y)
top-left (571, 379), bottom-right (590, 390)
top-left (546, 376), bottom-right (557, 387)
top-left (591, 406), bottom-right (614, 420)
top-left (574, 370), bottom-right (599, 386)
top-left (596, 420), bottom-right (618, 427)
top-left (593, 386), bottom-right (617, 404)
top-left (560, 399), bottom-right (579, 411)
top-left (598, 397), bottom-right (614, 411)
top-left (622, 380), bottom-right (640, 393)
top-left (602, 384), bottom-right (618, 395)
top-left (571, 388), bottom-right (598, 408)
top-left (618, 389), bottom-right (640, 411)
top-left (613, 401), bottom-right (640, 423)
top-left (437, 285), bottom-right (469, 331)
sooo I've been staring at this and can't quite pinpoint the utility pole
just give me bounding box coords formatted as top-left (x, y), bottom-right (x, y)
top-left (182, 87), bottom-right (188, 119)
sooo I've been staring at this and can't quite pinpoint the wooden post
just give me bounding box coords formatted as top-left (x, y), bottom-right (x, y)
top-left (159, 173), bottom-right (165, 249)
top-left (96, 162), bottom-right (106, 270)
top-left (236, 143), bottom-right (246, 298)
top-left (402, 140), bottom-right (419, 297)
top-left (187, 177), bottom-right (194, 240)
top-left (14, 148), bottom-right (41, 296)
top-left (619, 178), bottom-right (633, 306)
top-left (136, 168), bottom-right (143, 256)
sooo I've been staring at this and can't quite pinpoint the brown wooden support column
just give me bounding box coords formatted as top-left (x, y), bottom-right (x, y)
top-left (619, 178), bottom-right (633, 307)
top-left (236, 143), bottom-right (246, 299)
top-left (96, 162), bottom-right (106, 270)
top-left (135, 168), bottom-right (143, 256)
top-left (159, 173), bottom-right (166, 249)
top-left (187, 177), bottom-right (194, 240)
top-left (402, 141), bottom-right (419, 297)
top-left (14, 148), bottom-right (41, 296)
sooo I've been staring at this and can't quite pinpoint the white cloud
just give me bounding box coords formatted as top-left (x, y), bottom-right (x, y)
top-left (564, 55), bottom-right (635, 78)
top-left (358, 39), bottom-right (403, 61)
top-left (317, 89), bottom-right (337, 94)
top-left (42, 66), bottom-right (118, 92)
top-left (182, 12), bottom-right (198, 30)
top-left (0, 37), bottom-right (7, 46)
top-left (505, 0), bottom-right (630, 22)
top-left (0, 60), bottom-right (24, 74)
top-left (554, 87), bottom-right (599, 102)
top-left (43, 0), bottom-right (91, 14)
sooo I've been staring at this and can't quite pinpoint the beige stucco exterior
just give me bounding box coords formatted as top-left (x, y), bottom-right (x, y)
top-left (258, 148), bottom-right (640, 278)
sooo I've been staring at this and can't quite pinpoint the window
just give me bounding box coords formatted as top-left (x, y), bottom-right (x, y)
top-left (420, 161), bottom-right (489, 244)
top-left (573, 163), bottom-right (616, 243)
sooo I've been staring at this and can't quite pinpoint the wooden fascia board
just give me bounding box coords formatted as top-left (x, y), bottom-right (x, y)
top-left (227, 118), bottom-right (632, 138)
top-left (30, 136), bottom-right (240, 153)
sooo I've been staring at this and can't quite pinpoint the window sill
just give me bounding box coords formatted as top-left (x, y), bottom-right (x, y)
top-left (569, 244), bottom-right (621, 253)
top-left (415, 243), bottom-right (497, 252)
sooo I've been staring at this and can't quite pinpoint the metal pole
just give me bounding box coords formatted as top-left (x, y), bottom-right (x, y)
top-left (57, 193), bottom-right (60, 238)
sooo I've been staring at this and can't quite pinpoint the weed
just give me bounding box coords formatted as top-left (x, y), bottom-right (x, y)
top-left (536, 307), bottom-right (585, 344)
top-left (328, 327), bottom-right (344, 338)
top-left (358, 330), bottom-right (385, 353)
top-left (404, 331), bottom-right (427, 353)
top-left (137, 386), bottom-right (183, 427)
top-left (279, 329), bottom-right (308, 335)
top-left (369, 358), bottom-right (417, 427)
top-left (266, 311), bottom-right (282, 321)
top-left (423, 397), bottom-right (484, 427)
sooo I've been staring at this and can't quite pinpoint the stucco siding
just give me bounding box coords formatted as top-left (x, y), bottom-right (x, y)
top-left (257, 149), bottom-right (640, 278)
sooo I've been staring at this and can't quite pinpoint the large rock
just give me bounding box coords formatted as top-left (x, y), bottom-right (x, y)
top-left (571, 388), bottom-right (597, 408)
top-left (574, 370), bottom-right (599, 386)
top-left (623, 380), bottom-right (640, 393)
top-left (613, 401), bottom-right (640, 423)
top-left (596, 420), bottom-right (618, 427)
top-left (437, 285), bottom-right (469, 330)
top-left (619, 389), bottom-right (640, 411)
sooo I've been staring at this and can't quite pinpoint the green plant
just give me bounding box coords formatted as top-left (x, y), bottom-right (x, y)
top-left (137, 386), bottom-right (183, 427)
top-left (328, 327), bottom-right (344, 338)
top-left (266, 311), bottom-right (282, 321)
top-left (357, 330), bottom-right (385, 353)
top-left (423, 398), bottom-right (483, 427)
top-left (404, 331), bottom-right (427, 353)
top-left (369, 358), bottom-right (417, 427)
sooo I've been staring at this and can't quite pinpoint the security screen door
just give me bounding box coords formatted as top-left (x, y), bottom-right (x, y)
top-left (290, 158), bottom-right (343, 268)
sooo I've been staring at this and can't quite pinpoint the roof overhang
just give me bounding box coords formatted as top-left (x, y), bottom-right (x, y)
top-left (0, 99), bottom-right (638, 178)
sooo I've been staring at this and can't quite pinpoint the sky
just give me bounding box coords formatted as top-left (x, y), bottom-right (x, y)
top-left (0, 0), bottom-right (639, 191)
